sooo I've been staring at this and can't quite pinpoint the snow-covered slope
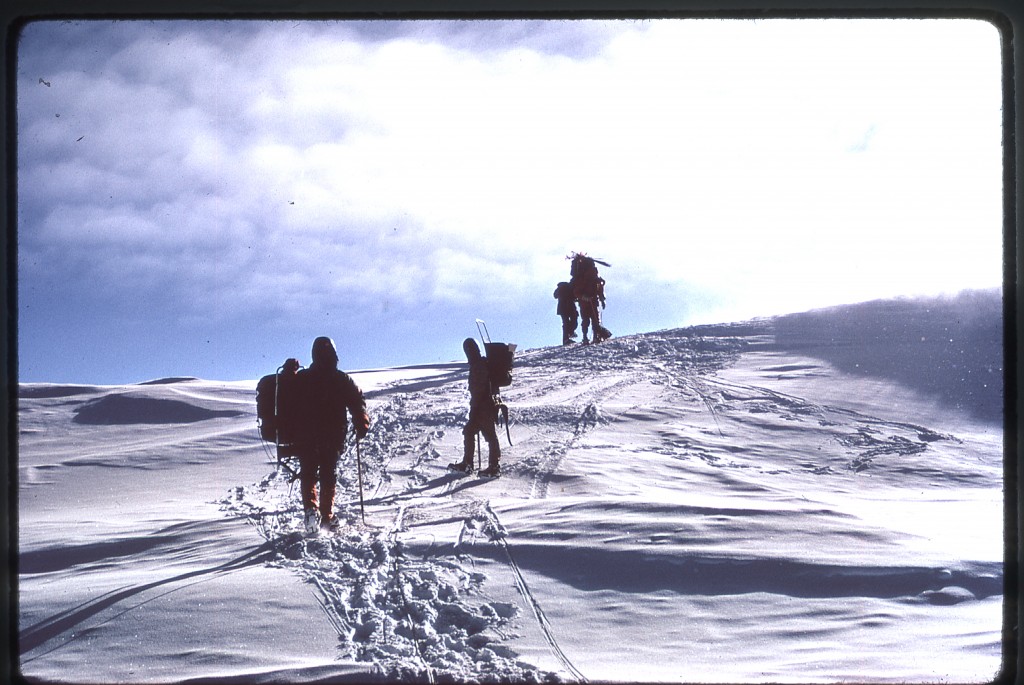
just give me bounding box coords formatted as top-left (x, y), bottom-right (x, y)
top-left (16, 297), bottom-right (1006, 683)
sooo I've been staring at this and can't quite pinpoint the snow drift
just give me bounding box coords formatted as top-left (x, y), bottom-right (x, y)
top-left (16, 292), bottom-right (1006, 683)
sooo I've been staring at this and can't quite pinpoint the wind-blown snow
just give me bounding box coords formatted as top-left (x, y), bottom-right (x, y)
top-left (17, 294), bottom-right (1006, 683)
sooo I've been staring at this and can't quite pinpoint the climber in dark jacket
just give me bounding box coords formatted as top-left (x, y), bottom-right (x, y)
top-left (294, 336), bottom-right (369, 532)
top-left (448, 337), bottom-right (501, 477)
top-left (554, 281), bottom-right (579, 346)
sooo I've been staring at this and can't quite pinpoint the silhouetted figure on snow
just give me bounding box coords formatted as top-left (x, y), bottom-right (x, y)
top-left (294, 336), bottom-right (370, 533)
top-left (570, 253), bottom-right (611, 344)
top-left (449, 337), bottom-right (501, 477)
top-left (554, 281), bottom-right (579, 346)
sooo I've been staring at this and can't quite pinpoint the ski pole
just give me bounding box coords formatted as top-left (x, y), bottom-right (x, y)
top-left (355, 435), bottom-right (366, 524)
top-left (475, 318), bottom-right (492, 345)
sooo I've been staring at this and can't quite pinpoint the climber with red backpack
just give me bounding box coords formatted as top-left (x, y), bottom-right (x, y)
top-left (569, 252), bottom-right (612, 344)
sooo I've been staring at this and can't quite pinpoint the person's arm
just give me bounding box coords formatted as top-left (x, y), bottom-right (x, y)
top-left (341, 373), bottom-right (370, 438)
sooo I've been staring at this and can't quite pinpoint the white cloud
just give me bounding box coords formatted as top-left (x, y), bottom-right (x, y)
top-left (17, 17), bottom-right (1004, 381)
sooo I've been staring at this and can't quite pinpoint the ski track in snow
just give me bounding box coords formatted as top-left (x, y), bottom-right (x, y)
top-left (20, 314), bottom-right (1005, 683)
top-left (217, 323), bottom-right (1001, 682)
top-left (219, 330), bottom-right (756, 682)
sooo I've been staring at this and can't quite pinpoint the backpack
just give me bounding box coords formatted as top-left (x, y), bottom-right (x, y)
top-left (255, 374), bottom-right (277, 442)
top-left (484, 342), bottom-right (515, 446)
top-left (255, 359), bottom-right (302, 446)
top-left (484, 342), bottom-right (516, 391)
top-left (569, 253), bottom-right (610, 299)
top-left (474, 319), bottom-right (516, 446)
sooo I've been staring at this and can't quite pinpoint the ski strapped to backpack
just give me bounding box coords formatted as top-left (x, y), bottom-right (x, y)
top-left (475, 319), bottom-right (515, 446)
top-left (255, 358), bottom-right (302, 479)
top-left (568, 252), bottom-right (611, 277)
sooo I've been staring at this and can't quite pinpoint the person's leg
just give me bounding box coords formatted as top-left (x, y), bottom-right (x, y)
top-left (588, 300), bottom-right (609, 341)
top-left (481, 421), bottom-right (501, 475)
top-left (448, 421), bottom-right (477, 471)
top-left (319, 448), bottom-right (340, 524)
top-left (298, 452), bottom-right (319, 513)
top-left (298, 450), bottom-right (321, 531)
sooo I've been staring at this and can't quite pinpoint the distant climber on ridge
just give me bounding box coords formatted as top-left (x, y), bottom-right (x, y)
top-left (554, 281), bottom-right (579, 346)
top-left (569, 252), bottom-right (612, 344)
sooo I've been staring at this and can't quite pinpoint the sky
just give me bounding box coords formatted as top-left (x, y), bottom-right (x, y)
top-left (15, 17), bottom-right (1004, 384)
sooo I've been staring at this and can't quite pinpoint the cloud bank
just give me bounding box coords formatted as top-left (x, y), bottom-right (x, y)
top-left (17, 18), bottom-right (1004, 382)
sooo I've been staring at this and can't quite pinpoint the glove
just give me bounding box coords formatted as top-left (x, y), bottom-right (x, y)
top-left (354, 412), bottom-right (370, 439)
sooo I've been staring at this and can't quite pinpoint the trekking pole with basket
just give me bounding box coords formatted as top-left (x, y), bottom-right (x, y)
top-left (355, 435), bottom-right (367, 525)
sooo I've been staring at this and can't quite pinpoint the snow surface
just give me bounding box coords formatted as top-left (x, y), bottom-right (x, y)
top-left (17, 298), bottom-right (1006, 683)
